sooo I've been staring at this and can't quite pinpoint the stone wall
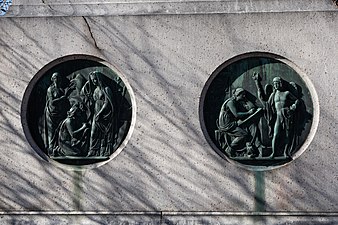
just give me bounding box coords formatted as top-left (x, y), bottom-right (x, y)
top-left (0, 1), bottom-right (337, 224)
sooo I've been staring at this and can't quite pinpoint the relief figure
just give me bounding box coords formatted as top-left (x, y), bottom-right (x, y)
top-left (52, 102), bottom-right (90, 156)
top-left (217, 88), bottom-right (262, 158)
top-left (86, 71), bottom-right (115, 157)
top-left (44, 72), bottom-right (72, 153)
top-left (44, 70), bottom-right (119, 158)
top-left (253, 73), bottom-right (306, 158)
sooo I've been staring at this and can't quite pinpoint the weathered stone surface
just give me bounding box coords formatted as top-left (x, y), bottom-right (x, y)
top-left (0, 213), bottom-right (162, 225)
top-left (0, 1), bottom-right (337, 224)
top-left (2, 0), bottom-right (337, 17)
top-left (163, 213), bottom-right (338, 225)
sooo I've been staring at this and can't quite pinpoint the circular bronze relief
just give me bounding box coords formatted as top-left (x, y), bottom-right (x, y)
top-left (201, 53), bottom-right (318, 170)
top-left (22, 55), bottom-right (135, 167)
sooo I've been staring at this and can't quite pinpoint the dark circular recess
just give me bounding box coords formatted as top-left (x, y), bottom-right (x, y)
top-left (201, 52), bottom-right (318, 170)
top-left (22, 55), bottom-right (134, 167)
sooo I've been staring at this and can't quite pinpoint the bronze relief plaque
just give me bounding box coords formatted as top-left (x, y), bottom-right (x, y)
top-left (22, 55), bottom-right (135, 167)
top-left (201, 53), bottom-right (318, 170)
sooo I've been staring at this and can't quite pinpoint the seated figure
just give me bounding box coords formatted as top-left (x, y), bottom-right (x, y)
top-left (217, 88), bottom-right (262, 158)
top-left (51, 102), bottom-right (90, 157)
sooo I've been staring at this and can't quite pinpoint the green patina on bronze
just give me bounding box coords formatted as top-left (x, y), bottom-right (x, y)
top-left (203, 56), bottom-right (313, 169)
top-left (25, 59), bottom-right (132, 166)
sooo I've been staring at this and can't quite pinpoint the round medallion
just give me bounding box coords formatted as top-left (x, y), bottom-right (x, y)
top-left (201, 52), bottom-right (318, 170)
top-left (22, 55), bottom-right (135, 168)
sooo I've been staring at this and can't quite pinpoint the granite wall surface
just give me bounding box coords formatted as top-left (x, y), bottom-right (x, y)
top-left (0, 1), bottom-right (337, 224)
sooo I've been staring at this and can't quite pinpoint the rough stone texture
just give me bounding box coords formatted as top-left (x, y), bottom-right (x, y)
top-left (2, 213), bottom-right (338, 225)
top-left (3, 0), bottom-right (338, 17)
top-left (0, 214), bottom-right (162, 225)
top-left (163, 214), bottom-right (338, 225)
top-left (0, 1), bottom-right (338, 224)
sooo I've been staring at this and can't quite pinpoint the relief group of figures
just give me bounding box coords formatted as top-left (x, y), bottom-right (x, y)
top-left (44, 71), bottom-right (117, 158)
top-left (43, 68), bottom-right (308, 161)
top-left (216, 73), bottom-right (309, 159)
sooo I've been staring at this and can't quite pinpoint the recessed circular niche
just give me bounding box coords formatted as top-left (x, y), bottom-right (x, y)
top-left (22, 55), bottom-right (136, 169)
top-left (201, 52), bottom-right (319, 171)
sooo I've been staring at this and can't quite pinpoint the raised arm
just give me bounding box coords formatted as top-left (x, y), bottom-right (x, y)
top-left (252, 72), bottom-right (269, 102)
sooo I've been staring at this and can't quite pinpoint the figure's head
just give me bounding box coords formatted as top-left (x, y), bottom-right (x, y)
top-left (233, 88), bottom-right (246, 101)
top-left (89, 71), bottom-right (105, 87)
top-left (69, 96), bottom-right (83, 108)
top-left (51, 72), bottom-right (61, 85)
top-left (89, 71), bottom-right (99, 86)
top-left (273, 77), bottom-right (282, 90)
top-left (67, 103), bottom-right (79, 118)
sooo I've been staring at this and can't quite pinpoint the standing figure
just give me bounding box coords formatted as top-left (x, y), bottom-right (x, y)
top-left (87, 71), bottom-right (115, 157)
top-left (217, 88), bottom-right (261, 157)
top-left (45, 72), bottom-right (71, 153)
top-left (253, 73), bottom-right (299, 158)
